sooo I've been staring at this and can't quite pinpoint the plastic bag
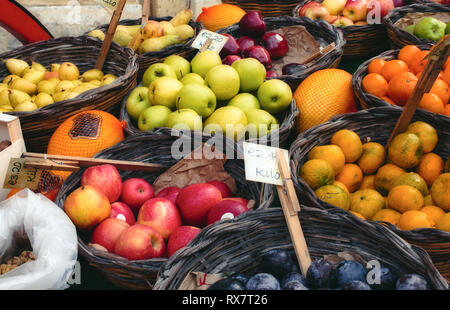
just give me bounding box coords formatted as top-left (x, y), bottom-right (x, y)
top-left (0, 189), bottom-right (78, 290)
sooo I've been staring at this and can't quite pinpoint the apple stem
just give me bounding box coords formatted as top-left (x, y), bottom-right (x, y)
top-left (176, 97), bottom-right (181, 113)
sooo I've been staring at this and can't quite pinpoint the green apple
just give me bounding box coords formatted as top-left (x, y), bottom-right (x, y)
top-left (142, 63), bottom-right (177, 87)
top-left (205, 65), bottom-right (240, 101)
top-left (180, 73), bottom-right (207, 86)
top-left (165, 108), bottom-right (203, 131)
top-left (231, 58), bottom-right (266, 92)
top-left (446, 22), bottom-right (450, 35)
top-left (404, 24), bottom-right (415, 34)
top-left (190, 50), bottom-right (222, 78)
top-left (163, 55), bottom-right (191, 80)
top-left (245, 109), bottom-right (279, 138)
top-left (203, 106), bottom-right (247, 141)
top-left (175, 84), bottom-right (217, 118)
top-left (126, 86), bottom-right (151, 121)
top-left (138, 105), bottom-right (172, 131)
top-left (148, 77), bottom-right (184, 110)
top-left (414, 17), bottom-right (445, 41)
top-left (257, 79), bottom-right (292, 114)
top-left (227, 93), bottom-right (260, 115)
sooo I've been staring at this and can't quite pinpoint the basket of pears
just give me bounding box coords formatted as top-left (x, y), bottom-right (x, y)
top-left (0, 36), bottom-right (138, 153)
top-left (87, 9), bottom-right (204, 79)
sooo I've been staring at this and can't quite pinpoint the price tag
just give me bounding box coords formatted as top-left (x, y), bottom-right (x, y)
top-left (3, 158), bottom-right (42, 190)
top-left (191, 30), bottom-right (229, 53)
top-left (243, 142), bottom-right (289, 186)
top-left (94, 0), bottom-right (119, 10)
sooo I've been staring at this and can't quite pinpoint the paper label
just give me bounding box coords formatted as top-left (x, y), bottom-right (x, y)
top-left (190, 29), bottom-right (229, 53)
top-left (94, 0), bottom-right (119, 10)
top-left (3, 158), bottom-right (42, 190)
top-left (243, 142), bottom-right (289, 186)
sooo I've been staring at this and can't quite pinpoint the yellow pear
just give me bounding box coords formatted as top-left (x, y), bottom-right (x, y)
top-left (139, 35), bottom-right (183, 53)
top-left (52, 91), bottom-right (70, 102)
top-left (51, 63), bottom-right (61, 72)
top-left (14, 99), bottom-right (38, 112)
top-left (169, 9), bottom-right (193, 27)
top-left (81, 82), bottom-right (98, 90)
top-left (37, 80), bottom-right (56, 95)
top-left (23, 69), bottom-right (46, 85)
top-left (113, 29), bottom-right (133, 47)
top-left (4, 58), bottom-right (29, 76)
top-left (9, 78), bottom-right (37, 95)
top-left (174, 24), bottom-right (195, 40)
top-left (63, 92), bottom-right (81, 100)
top-left (72, 86), bottom-right (90, 94)
top-left (88, 80), bottom-right (102, 86)
top-left (0, 104), bottom-right (13, 113)
top-left (160, 21), bottom-right (176, 35)
top-left (88, 29), bottom-right (106, 41)
top-left (72, 79), bottom-right (83, 86)
top-left (47, 77), bottom-right (61, 86)
top-left (0, 89), bottom-right (11, 106)
top-left (3, 75), bottom-right (20, 85)
top-left (58, 62), bottom-right (79, 81)
top-left (8, 89), bottom-right (31, 108)
top-left (101, 74), bottom-right (117, 86)
top-left (123, 25), bottom-right (141, 37)
top-left (30, 61), bottom-right (47, 72)
top-left (81, 69), bottom-right (104, 82)
top-left (35, 92), bottom-right (54, 108)
top-left (0, 84), bottom-right (8, 93)
top-left (55, 80), bottom-right (76, 93)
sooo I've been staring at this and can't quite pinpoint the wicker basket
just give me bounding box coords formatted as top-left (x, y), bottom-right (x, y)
top-left (0, 36), bottom-right (138, 153)
top-left (217, 16), bottom-right (345, 91)
top-left (221, 0), bottom-right (301, 17)
top-left (384, 3), bottom-right (450, 50)
top-left (293, 1), bottom-right (393, 59)
top-left (91, 17), bottom-right (203, 80)
top-left (54, 131), bottom-right (274, 290)
top-left (154, 207), bottom-right (449, 290)
top-left (289, 106), bottom-right (450, 280)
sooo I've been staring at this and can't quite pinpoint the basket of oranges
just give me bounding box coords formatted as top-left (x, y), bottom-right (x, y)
top-left (0, 36), bottom-right (138, 153)
top-left (55, 131), bottom-right (274, 289)
top-left (289, 106), bottom-right (450, 280)
top-left (352, 44), bottom-right (449, 118)
top-left (221, 0), bottom-right (301, 17)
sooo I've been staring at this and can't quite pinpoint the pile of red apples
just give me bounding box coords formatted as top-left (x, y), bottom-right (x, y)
top-left (63, 164), bottom-right (250, 260)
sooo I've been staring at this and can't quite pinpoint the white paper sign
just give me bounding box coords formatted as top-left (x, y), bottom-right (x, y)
top-left (243, 142), bottom-right (289, 186)
top-left (191, 29), bottom-right (229, 53)
top-left (94, 0), bottom-right (119, 10)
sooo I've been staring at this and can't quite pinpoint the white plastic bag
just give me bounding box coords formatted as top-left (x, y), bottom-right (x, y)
top-left (0, 189), bottom-right (78, 290)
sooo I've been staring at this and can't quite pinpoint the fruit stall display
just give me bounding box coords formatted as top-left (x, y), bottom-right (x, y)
top-left (54, 132), bottom-right (273, 289)
top-left (384, 3), bottom-right (450, 49)
top-left (87, 9), bottom-right (203, 80)
top-left (289, 106), bottom-right (450, 280)
top-left (221, 0), bottom-right (301, 18)
top-left (0, 36), bottom-right (138, 153)
top-left (153, 207), bottom-right (448, 290)
top-left (217, 15), bottom-right (346, 90)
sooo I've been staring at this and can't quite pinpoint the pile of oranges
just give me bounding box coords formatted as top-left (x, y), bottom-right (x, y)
top-left (362, 44), bottom-right (450, 116)
top-left (299, 121), bottom-right (450, 232)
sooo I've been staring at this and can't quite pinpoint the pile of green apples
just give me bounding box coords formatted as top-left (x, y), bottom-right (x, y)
top-left (0, 59), bottom-right (117, 113)
top-left (125, 50), bottom-right (293, 140)
top-left (404, 16), bottom-right (450, 41)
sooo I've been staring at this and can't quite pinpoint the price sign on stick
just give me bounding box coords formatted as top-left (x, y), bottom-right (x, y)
top-left (243, 142), bottom-right (312, 276)
top-left (191, 29), bottom-right (229, 53)
top-left (3, 158), bottom-right (42, 190)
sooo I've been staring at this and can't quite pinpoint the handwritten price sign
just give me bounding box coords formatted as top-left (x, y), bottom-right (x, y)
top-left (94, 0), bottom-right (118, 10)
top-left (191, 30), bottom-right (229, 53)
top-left (3, 158), bottom-right (42, 190)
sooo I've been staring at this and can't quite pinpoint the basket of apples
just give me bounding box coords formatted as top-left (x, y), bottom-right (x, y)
top-left (294, 0), bottom-right (409, 58)
top-left (383, 3), bottom-right (450, 50)
top-left (55, 131), bottom-right (274, 289)
top-left (217, 12), bottom-right (345, 91)
top-left (153, 207), bottom-right (448, 290)
top-left (0, 36), bottom-right (138, 153)
top-left (221, 0), bottom-right (301, 18)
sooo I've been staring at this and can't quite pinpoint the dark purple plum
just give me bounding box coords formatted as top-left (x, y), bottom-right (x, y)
top-left (336, 260), bottom-right (368, 288)
top-left (260, 249), bottom-right (295, 280)
top-left (396, 274), bottom-right (428, 290)
top-left (342, 280), bottom-right (372, 290)
top-left (282, 63), bottom-right (307, 76)
top-left (306, 258), bottom-right (337, 289)
top-left (246, 273), bottom-right (281, 290)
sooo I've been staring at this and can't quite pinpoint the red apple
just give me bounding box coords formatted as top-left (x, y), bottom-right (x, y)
top-left (237, 36), bottom-right (256, 53)
top-left (109, 201), bottom-right (136, 225)
top-left (137, 197), bottom-right (182, 239)
top-left (167, 226), bottom-right (201, 257)
top-left (266, 70), bottom-right (279, 78)
top-left (90, 218), bottom-right (130, 252)
top-left (155, 186), bottom-right (181, 205)
top-left (206, 180), bottom-right (232, 198)
top-left (305, 4), bottom-right (331, 20)
top-left (222, 55), bottom-right (242, 66)
top-left (392, 0), bottom-right (403, 6)
top-left (206, 199), bottom-right (250, 226)
top-left (220, 34), bottom-right (241, 58)
top-left (224, 197), bottom-right (249, 206)
top-left (332, 16), bottom-right (355, 27)
top-left (120, 178), bottom-right (154, 214)
top-left (64, 185), bottom-right (111, 231)
top-left (298, 2), bottom-right (322, 16)
top-left (261, 32), bottom-right (289, 59)
top-left (326, 15), bottom-right (339, 24)
top-left (343, 0), bottom-right (369, 22)
top-left (114, 224), bottom-right (165, 260)
top-left (175, 183), bottom-right (223, 227)
top-left (243, 45), bottom-right (272, 70)
top-left (239, 11), bottom-right (266, 38)
top-left (367, 0), bottom-right (394, 19)
top-left (81, 164), bottom-right (122, 203)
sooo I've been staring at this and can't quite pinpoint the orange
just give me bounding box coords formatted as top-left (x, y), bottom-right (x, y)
top-left (392, 172), bottom-right (429, 197)
top-left (398, 45), bottom-right (421, 68)
top-left (374, 163), bottom-right (406, 195)
top-left (445, 104), bottom-right (450, 116)
top-left (362, 73), bottom-right (388, 97)
top-left (372, 209), bottom-right (402, 226)
top-left (409, 50), bottom-right (429, 75)
top-left (430, 79), bottom-right (450, 105)
top-left (368, 59), bottom-right (386, 75)
top-left (430, 173), bottom-right (450, 211)
top-left (442, 65), bottom-right (450, 86)
top-left (330, 129), bottom-right (363, 163)
top-left (381, 59), bottom-right (409, 82)
top-left (196, 4), bottom-right (246, 32)
top-left (333, 180), bottom-right (349, 193)
top-left (387, 132), bottom-right (423, 169)
top-left (335, 163), bottom-right (364, 193)
top-left (299, 159), bottom-right (335, 190)
top-left (315, 185), bottom-right (350, 210)
top-left (424, 195), bottom-right (435, 206)
top-left (308, 144), bottom-right (346, 175)
top-left (420, 206), bottom-right (445, 226)
top-left (397, 210), bottom-right (434, 230)
top-left (435, 213), bottom-right (450, 232)
top-left (5, 188), bottom-right (22, 199)
top-left (360, 175), bottom-right (376, 190)
top-left (405, 121), bottom-right (438, 153)
top-left (381, 96), bottom-right (396, 105)
top-left (294, 69), bottom-right (356, 132)
top-left (350, 211), bottom-right (366, 220)
top-left (387, 72), bottom-right (418, 106)
top-left (349, 189), bottom-right (385, 219)
top-left (417, 153), bottom-right (444, 187)
top-left (418, 93), bottom-right (445, 114)
top-left (388, 185), bottom-right (424, 213)
top-left (357, 142), bottom-right (386, 175)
